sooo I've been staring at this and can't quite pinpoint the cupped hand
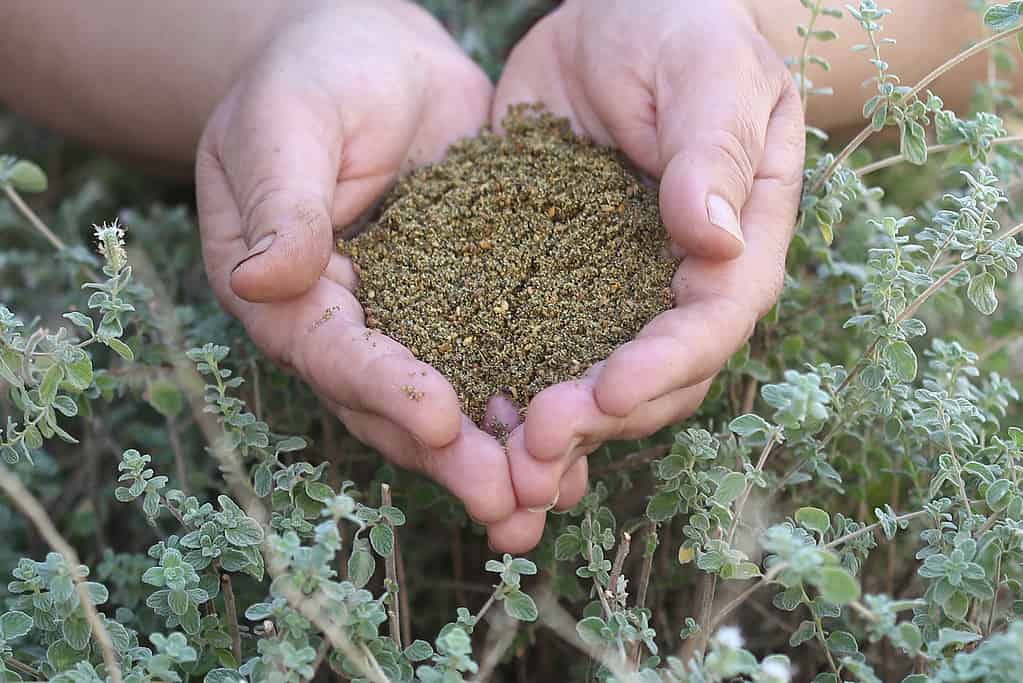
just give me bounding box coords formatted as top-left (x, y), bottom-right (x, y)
top-left (491, 0), bottom-right (806, 549)
top-left (196, 0), bottom-right (523, 548)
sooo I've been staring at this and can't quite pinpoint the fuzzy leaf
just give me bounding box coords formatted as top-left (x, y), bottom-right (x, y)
top-left (795, 507), bottom-right (831, 536)
top-left (967, 271), bottom-right (998, 315)
top-left (0, 611), bottom-right (33, 640)
top-left (502, 589), bottom-right (538, 622)
top-left (885, 341), bottom-right (918, 383)
top-left (370, 524), bottom-right (395, 557)
top-left (348, 544), bottom-right (375, 588)
top-left (816, 566), bottom-right (861, 605)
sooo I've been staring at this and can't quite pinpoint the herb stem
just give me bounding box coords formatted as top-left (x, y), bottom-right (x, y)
top-left (856, 135), bottom-right (1023, 176)
top-left (381, 483), bottom-right (402, 650)
top-left (0, 464), bottom-right (123, 683)
top-left (221, 572), bottom-right (242, 665)
top-left (810, 23), bottom-right (1023, 196)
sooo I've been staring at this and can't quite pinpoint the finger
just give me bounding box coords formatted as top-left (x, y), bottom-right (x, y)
top-left (506, 425), bottom-right (596, 509)
top-left (198, 145), bottom-right (464, 448)
top-left (323, 252), bottom-right (359, 292)
top-left (483, 393), bottom-right (523, 435)
top-left (513, 376), bottom-right (707, 507)
top-left (207, 69), bottom-right (346, 303)
top-left (337, 407), bottom-right (517, 525)
top-left (592, 296), bottom-right (753, 417)
top-left (292, 306), bottom-right (464, 448)
top-left (654, 37), bottom-right (798, 260)
top-left (556, 457), bottom-right (589, 511)
top-left (487, 508), bottom-right (547, 554)
top-left (594, 82), bottom-right (803, 418)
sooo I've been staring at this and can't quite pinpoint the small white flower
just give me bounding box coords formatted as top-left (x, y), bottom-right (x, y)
top-left (94, 219), bottom-right (127, 274)
top-left (713, 625), bottom-right (744, 649)
top-left (760, 657), bottom-right (792, 683)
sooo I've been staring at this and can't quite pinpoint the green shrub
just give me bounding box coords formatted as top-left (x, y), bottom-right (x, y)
top-left (2, 2), bottom-right (1023, 682)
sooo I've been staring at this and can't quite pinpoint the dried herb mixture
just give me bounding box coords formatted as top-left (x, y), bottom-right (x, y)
top-left (338, 106), bottom-right (677, 422)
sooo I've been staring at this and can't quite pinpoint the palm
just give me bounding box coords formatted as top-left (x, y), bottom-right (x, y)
top-left (197, 1), bottom-right (527, 549)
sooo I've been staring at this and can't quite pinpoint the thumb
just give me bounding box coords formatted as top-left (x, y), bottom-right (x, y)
top-left (652, 46), bottom-right (792, 261)
top-left (215, 78), bottom-right (342, 303)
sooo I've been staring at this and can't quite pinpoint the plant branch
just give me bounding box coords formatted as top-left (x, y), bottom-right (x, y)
top-left (810, 23), bottom-right (1023, 195)
top-left (855, 135), bottom-right (1023, 176)
top-left (2, 182), bottom-right (102, 281)
top-left (838, 220), bottom-right (1023, 394)
top-left (381, 483), bottom-right (402, 650)
top-left (607, 531), bottom-right (631, 609)
top-left (0, 464), bottom-right (123, 683)
top-left (221, 572), bottom-right (243, 666)
top-left (4, 657), bottom-right (45, 680)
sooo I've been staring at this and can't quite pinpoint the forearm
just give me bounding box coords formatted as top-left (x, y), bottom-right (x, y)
top-left (746, 1), bottom-right (1008, 131)
top-left (0, 1), bottom-right (293, 170)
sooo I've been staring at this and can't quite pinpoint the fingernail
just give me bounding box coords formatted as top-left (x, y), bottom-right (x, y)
top-left (233, 233), bottom-right (276, 272)
top-left (706, 194), bottom-right (744, 244)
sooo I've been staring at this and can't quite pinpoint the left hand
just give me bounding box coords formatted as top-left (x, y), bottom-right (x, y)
top-left (489, 0), bottom-right (805, 550)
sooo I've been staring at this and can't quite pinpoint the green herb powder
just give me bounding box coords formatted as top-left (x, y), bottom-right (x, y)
top-left (338, 106), bottom-right (677, 422)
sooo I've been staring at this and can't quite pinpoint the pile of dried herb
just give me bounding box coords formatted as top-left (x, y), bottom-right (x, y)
top-left (338, 106), bottom-right (677, 423)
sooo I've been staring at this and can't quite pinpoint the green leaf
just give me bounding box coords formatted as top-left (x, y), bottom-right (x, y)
top-left (576, 616), bottom-right (607, 646)
top-left (900, 119), bottom-right (928, 165)
top-left (224, 518), bottom-right (263, 547)
top-left (985, 3), bottom-right (1022, 30)
top-left (52, 395), bottom-right (78, 417)
top-left (39, 363), bottom-right (63, 405)
top-left (815, 566), bottom-right (861, 604)
top-left (942, 591), bottom-right (969, 622)
top-left (370, 524), bottom-right (395, 556)
top-left (105, 337), bottom-right (134, 361)
top-left (253, 464), bottom-right (272, 498)
top-left (348, 543), bottom-right (375, 588)
top-left (721, 561), bottom-right (761, 581)
top-left (509, 558), bottom-right (537, 575)
top-left (967, 271), bottom-right (998, 315)
top-left (168, 588), bottom-right (189, 617)
top-left (885, 340), bottom-right (918, 383)
top-left (404, 640), bottom-right (434, 662)
top-left (554, 532), bottom-right (584, 561)
top-left (795, 507), bottom-right (831, 536)
top-left (147, 378), bottom-right (183, 418)
top-left (827, 630), bottom-right (859, 656)
top-left (275, 436), bottom-right (307, 453)
top-left (0, 611), bottom-right (33, 640)
top-left (714, 472), bottom-right (747, 504)
top-left (380, 505), bottom-right (406, 526)
top-left (819, 221), bottom-right (834, 246)
top-left (7, 160), bottom-right (48, 193)
top-left (62, 615), bottom-right (90, 651)
top-left (304, 481), bottom-right (334, 503)
top-left (64, 355), bottom-right (93, 392)
top-left (728, 414), bottom-right (773, 439)
top-left (645, 491), bottom-right (680, 522)
top-left (985, 478), bottom-right (1013, 511)
top-left (790, 620), bottom-right (816, 647)
top-left (204, 670), bottom-right (245, 683)
top-left (180, 604), bottom-right (201, 635)
top-left (502, 589), bottom-right (538, 622)
top-left (47, 639), bottom-right (81, 670)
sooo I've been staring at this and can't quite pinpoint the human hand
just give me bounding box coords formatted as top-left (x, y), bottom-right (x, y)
top-left (490, 0), bottom-right (806, 550)
top-left (196, 0), bottom-right (523, 547)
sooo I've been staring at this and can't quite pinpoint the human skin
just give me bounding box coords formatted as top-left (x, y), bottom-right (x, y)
top-left (0, 0), bottom-right (1010, 551)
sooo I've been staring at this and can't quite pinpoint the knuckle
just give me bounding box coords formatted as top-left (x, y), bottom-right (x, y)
top-left (705, 128), bottom-right (757, 196)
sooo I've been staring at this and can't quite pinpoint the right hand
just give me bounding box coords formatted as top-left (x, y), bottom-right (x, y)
top-left (196, 0), bottom-right (527, 549)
